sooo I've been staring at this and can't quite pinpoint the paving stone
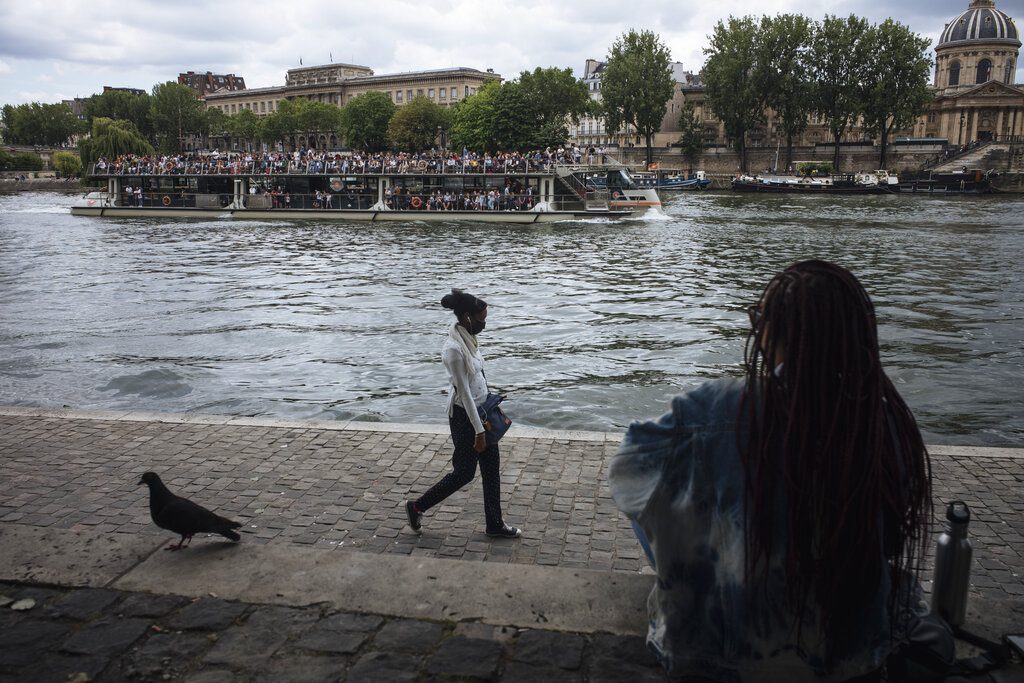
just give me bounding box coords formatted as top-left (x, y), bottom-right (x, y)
top-left (425, 636), bottom-right (503, 679)
top-left (202, 605), bottom-right (319, 669)
top-left (502, 660), bottom-right (585, 681)
top-left (346, 651), bottom-right (422, 683)
top-left (60, 617), bottom-right (151, 657)
top-left (46, 588), bottom-right (122, 620)
top-left (513, 628), bottom-right (586, 669)
top-left (117, 631), bottom-right (213, 680)
top-left (5, 652), bottom-right (109, 683)
top-left (165, 597), bottom-right (248, 631)
top-left (185, 668), bottom-right (245, 683)
top-left (292, 627), bottom-right (369, 655)
top-left (253, 654), bottom-right (351, 683)
top-left (319, 611), bottom-right (384, 632)
top-left (370, 618), bottom-right (446, 653)
top-left (117, 592), bottom-right (191, 618)
top-left (0, 619), bottom-right (72, 666)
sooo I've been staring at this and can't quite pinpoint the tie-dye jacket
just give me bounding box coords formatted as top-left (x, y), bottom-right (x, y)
top-left (609, 377), bottom-right (900, 682)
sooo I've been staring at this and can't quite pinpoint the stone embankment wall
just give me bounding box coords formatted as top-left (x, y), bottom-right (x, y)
top-left (614, 146), bottom-right (942, 174)
top-left (0, 177), bottom-right (85, 193)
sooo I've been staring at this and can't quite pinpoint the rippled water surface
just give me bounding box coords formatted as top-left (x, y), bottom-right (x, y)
top-left (1, 190), bottom-right (1022, 445)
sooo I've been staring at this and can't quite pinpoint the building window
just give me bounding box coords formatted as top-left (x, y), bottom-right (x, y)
top-left (428, 88), bottom-right (435, 98)
top-left (976, 59), bottom-right (992, 84)
top-left (438, 88), bottom-right (446, 99)
top-left (396, 91), bottom-right (403, 103)
top-left (260, 102), bottom-right (266, 113)
top-left (927, 113), bottom-right (937, 123)
top-left (451, 87), bottom-right (457, 99)
top-left (416, 89), bottom-right (423, 97)
top-left (407, 89), bottom-right (413, 101)
top-left (949, 60), bottom-right (961, 86)
top-left (465, 85), bottom-right (470, 97)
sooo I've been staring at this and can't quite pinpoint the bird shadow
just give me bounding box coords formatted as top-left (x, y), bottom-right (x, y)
top-left (164, 540), bottom-right (242, 558)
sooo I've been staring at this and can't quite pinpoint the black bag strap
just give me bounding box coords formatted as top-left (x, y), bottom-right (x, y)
top-left (948, 625), bottom-right (1014, 677)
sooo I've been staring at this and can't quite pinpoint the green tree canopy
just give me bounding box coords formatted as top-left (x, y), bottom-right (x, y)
top-left (0, 102), bottom-right (85, 146)
top-left (150, 82), bottom-right (205, 153)
top-left (449, 81), bottom-right (501, 153)
top-left (388, 95), bottom-right (448, 152)
top-left (52, 150), bottom-right (83, 177)
top-left (861, 19), bottom-right (933, 169)
top-left (757, 14), bottom-right (814, 170)
top-left (676, 102), bottom-right (704, 171)
top-left (600, 29), bottom-right (675, 166)
top-left (203, 107), bottom-right (230, 148)
top-left (702, 16), bottom-right (764, 172)
top-left (340, 91), bottom-right (396, 151)
top-left (228, 108), bottom-right (262, 151)
top-left (78, 117), bottom-right (155, 164)
top-left (84, 89), bottom-right (153, 140)
top-left (517, 67), bottom-right (593, 130)
top-left (810, 15), bottom-right (872, 170)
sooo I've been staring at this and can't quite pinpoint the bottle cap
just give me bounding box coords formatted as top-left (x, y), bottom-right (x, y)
top-left (946, 501), bottom-right (970, 524)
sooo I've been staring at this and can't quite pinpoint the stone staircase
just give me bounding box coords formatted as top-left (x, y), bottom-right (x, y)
top-left (931, 142), bottom-right (1015, 173)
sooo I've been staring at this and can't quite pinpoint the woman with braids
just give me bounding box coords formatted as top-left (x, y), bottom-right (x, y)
top-left (405, 289), bottom-right (521, 538)
top-left (609, 260), bottom-right (931, 682)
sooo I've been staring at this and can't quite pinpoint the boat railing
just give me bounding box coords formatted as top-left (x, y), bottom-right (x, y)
top-left (85, 158), bottom-right (569, 177)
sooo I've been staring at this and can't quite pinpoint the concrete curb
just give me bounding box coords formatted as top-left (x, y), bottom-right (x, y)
top-left (0, 522), bottom-right (651, 636)
top-left (1, 405), bottom-right (1021, 455)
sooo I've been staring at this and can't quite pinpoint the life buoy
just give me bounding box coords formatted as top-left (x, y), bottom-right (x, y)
top-left (162, 195), bottom-right (171, 206)
top-left (410, 196), bottom-right (423, 209)
top-left (164, 161), bottom-right (174, 172)
top-left (612, 190), bottom-right (621, 198)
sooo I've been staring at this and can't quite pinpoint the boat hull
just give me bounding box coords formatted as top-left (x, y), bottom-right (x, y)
top-left (69, 207), bottom-right (633, 222)
top-left (731, 180), bottom-right (894, 194)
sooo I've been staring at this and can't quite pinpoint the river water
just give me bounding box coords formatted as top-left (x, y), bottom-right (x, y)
top-left (1, 190), bottom-right (1021, 445)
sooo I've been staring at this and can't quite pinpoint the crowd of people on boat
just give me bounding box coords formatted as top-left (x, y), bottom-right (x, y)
top-left (93, 145), bottom-right (604, 177)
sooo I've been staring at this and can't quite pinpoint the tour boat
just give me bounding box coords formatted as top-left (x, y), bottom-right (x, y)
top-left (897, 168), bottom-right (995, 194)
top-left (730, 170), bottom-right (900, 194)
top-left (630, 170), bottom-right (712, 191)
top-left (70, 160), bottom-right (637, 223)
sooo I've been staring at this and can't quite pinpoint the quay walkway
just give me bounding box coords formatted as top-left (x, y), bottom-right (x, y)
top-left (1, 406), bottom-right (1022, 681)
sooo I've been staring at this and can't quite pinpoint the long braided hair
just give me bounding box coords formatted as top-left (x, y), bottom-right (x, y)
top-left (739, 260), bottom-right (931, 663)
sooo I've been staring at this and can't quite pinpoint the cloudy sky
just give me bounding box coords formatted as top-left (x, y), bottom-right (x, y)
top-left (0, 0), bottom-right (1020, 105)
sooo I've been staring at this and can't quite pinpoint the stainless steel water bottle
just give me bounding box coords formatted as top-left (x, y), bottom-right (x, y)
top-left (931, 500), bottom-right (972, 626)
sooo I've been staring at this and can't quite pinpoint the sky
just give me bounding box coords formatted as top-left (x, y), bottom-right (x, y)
top-left (0, 0), bottom-right (1021, 106)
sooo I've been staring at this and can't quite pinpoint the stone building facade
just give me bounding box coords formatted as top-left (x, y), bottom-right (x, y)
top-left (178, 72), bottom-right (246, 98)
top-left (913, 0), bottom-right (1022, 144)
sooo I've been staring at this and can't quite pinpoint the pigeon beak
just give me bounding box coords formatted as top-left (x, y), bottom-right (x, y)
top-left (138, 476), bottom-right (146, 485)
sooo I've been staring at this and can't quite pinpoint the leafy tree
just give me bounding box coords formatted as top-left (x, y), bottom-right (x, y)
top-left (203, 107), bottom-right (230, 149)
top-left (809, 15), bottom-right (871, 171)
top-left (228, 108), bottom-right (261, 151)
top-left (703, 16), bottom-right (763, 172)
top-left (259, 99), bottom-right (299, 149)
top-left (52, 150), bottom-right (83, 177)
top-left (0, 102), bottom-right (85, 146)
top-left (78, 117), bottom-right (155, 164)
top-left (150, 82), bottom-right (205, 153)
top-left (84, 90), bottom-right (153, 140)
top-left (861, 19), bottom-right (933, 169)
top-left (0, 149), bottom-right (12, 169)
top-left (298, 101), bottom-right (343, 146)
top-left (340, 91), bottom-right (396, 151)
top-left (449, 81), bottom-right (501, 153)
top-left (517, 67), bottom-right (592, 132)
top-left (676, 102), bottom-right (704, 172)
top-left (388, 95), bottom-right (447, 151)
top-left (600, 29), bottom-right (675, 167)
top-left (757, 14), bottom-right (813, 170)
top-left (10, 152), bottom-right (44, 170)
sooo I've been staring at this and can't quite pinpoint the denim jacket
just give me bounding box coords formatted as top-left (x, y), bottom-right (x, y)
top-left (609, 378), bottom-right (896, 682)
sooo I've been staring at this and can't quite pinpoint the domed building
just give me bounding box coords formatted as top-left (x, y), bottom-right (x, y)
top-left (916, 0), bottom-right (1022, 143)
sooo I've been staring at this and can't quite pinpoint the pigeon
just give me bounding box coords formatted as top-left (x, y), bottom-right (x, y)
top-left (139, 471), bottom-right (242, 551)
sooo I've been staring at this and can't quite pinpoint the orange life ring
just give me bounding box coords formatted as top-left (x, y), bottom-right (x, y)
top-left (162, 195), bottom-right (171, 206)
top-left (410, 196), bottom-right (422, 209)
top-left (164, 161), bottom-right (174, 172)
top-left (612, 190), bottom-right (621, 198)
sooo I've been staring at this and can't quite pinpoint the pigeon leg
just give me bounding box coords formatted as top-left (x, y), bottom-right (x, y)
top-left (165, 536), bottom-right (187, 551)
top-left (184, 534), bottom-right (193, 547)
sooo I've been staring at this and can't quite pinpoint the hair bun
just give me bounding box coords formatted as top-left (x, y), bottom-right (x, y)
top-left (440, 288), bottom-right (463, 310)
top-left (440, 288), bottom-right (486, 314)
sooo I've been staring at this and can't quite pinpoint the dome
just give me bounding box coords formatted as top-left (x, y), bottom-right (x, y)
top-left (938, 0), bottom-right (1020, 47)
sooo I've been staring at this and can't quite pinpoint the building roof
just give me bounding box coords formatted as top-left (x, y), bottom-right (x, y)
top-left (938, 0), bottom-right (1019, 47)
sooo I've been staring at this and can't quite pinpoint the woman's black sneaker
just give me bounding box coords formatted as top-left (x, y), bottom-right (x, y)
top-left (485, 524), bottom-right (521, 538)
top-left (405, 501), bottom-right (422, 533)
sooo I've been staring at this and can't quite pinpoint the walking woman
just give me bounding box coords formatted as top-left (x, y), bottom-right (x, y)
top-left (610, 260), bottom-right (932, 681)
top-left (405, 289), bottom-right (521, 538)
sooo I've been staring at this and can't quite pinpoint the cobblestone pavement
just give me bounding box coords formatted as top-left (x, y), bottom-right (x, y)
top-left (0, 582), bottom-right (668, 683)
top-left (0, 411), bottom-right (1022, 598)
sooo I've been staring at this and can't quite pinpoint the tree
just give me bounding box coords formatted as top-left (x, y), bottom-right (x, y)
top-left (757, 14), bottom-right (814, 170)
top-left (601, 29), bottom-right (675, 167)
top-left (388, 95), bottom-right (447, 151)
top-left (703, 16), bottom-right (764, 172)
top-left (809, 15), bottom-right (872, 171)
top-left (449, 81), bottom-right (501, 153)
top-left (298, 101), bottom-right (344, 147)
top-left (78, 117), bottom-right (154, 164)
top-left (861, 19), bottom-right (933, 169)
top-left (0, 102), bottom-right (85, 146)
top-left (203, 107), bottom-right (230, 149)
top-left (340, 91), bottom-right (396, 151)
top-left (10, 152), bottom-right (44, 170)
top-left (52, 150), bottom-right (82, 177)
top-left (676, 102), bottom-right (704, 172)
top-left (517, 67), bottom-right (592, 135)
top-left (84, 89), bottom-right (153, 140)
top-left (228, 108), bottom-right (261, 151)
top-left (150, 82), bottom-right (205, 153)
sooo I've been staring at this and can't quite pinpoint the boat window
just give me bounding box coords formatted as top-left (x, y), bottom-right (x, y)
top-left (608, 170), bottom-right (637, 189)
